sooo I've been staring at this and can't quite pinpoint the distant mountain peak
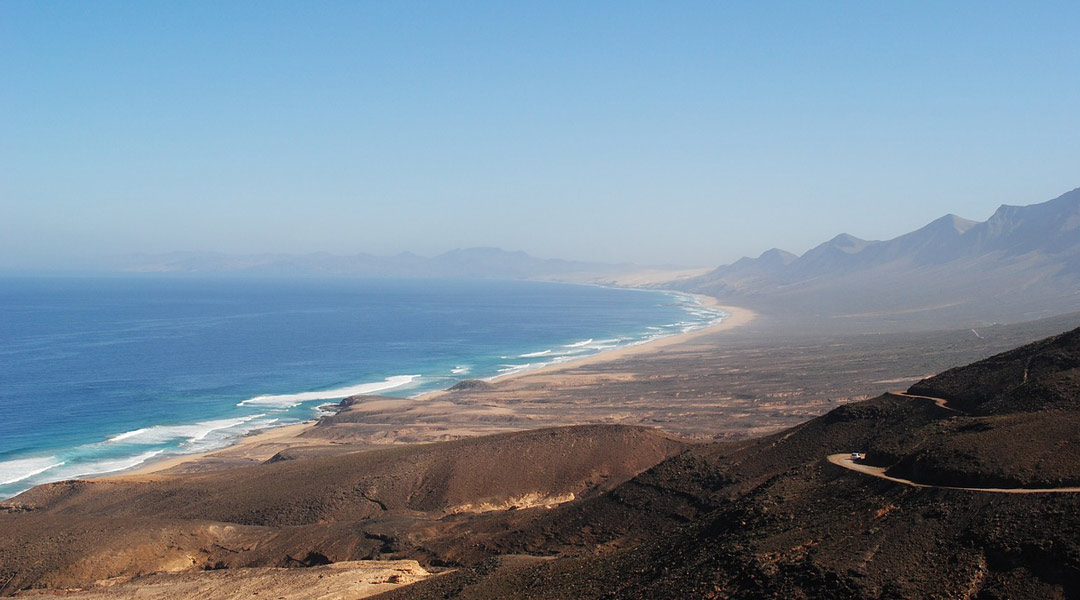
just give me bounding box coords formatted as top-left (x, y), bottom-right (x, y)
top-left (825, 233), bottom-right (872, 252)
top-left (1046, 186), bottom-right (1080, 206)
top-left (758, 248), bottom-right (798, 264)
top-left (930, 214), bottom-right (978, 234)
top-left (440, 247), bottom-right (530, 258)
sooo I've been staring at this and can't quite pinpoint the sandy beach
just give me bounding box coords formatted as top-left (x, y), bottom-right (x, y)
top-left (117, 298), bottom-right (754, 477)
top-left (481, 296), bottom-right (752, 382)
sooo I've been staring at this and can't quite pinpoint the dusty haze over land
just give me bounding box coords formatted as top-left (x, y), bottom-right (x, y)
top-left (70, 188), bottom-right (1080, 333)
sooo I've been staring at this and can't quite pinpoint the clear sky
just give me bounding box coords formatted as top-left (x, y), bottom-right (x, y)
top-left (2, 1), bottom-right (1078, 269)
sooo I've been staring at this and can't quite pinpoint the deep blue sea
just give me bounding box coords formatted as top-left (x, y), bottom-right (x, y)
top-left (0, 277), bottom-right (723, 498)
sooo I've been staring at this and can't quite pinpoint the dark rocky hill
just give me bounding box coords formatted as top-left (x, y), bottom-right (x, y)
top-left (878, 326), bottom-right (1080, 489)
top-left (374, 326), bottom-right (1080, 599)
top-left (908, 326), bottom-right (1080, 415)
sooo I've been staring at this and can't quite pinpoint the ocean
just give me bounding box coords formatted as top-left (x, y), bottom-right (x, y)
top-left (0, 276), bottom-right (724, 499)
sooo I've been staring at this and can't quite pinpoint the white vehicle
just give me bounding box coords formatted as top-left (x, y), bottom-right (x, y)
top-left (850, 452), bottom-right (866, 460)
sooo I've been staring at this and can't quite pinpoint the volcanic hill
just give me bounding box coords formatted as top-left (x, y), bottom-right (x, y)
top-left (371, 325), bottom-right (1080, 599)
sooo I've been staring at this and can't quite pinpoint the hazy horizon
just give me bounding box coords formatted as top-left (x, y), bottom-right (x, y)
top-left (3, 2), bottom-right (1078, 270)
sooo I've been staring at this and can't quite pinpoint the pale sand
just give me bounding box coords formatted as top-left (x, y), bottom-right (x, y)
top-left (476, 297), bottom-right (751, 383)
top-left (13, 560), bottom-right (431, 600)
top-left (117, 297), bottom-right (754, 478)
top-left (118, 422), bottom-right (317, 477)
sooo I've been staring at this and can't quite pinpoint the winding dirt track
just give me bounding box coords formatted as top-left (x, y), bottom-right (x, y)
top-left (830, 391), bottom-right (1080, 493)
top-left (885, 390), bottom-right (962, 412)
top-left (826, 454), bottom-right (1080, 493)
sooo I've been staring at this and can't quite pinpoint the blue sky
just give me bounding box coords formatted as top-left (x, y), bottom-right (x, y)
top-left (2, 1), bottom-right (1078, 268)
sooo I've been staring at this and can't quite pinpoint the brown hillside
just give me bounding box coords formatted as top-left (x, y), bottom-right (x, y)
top-left (372, 327), bottom-right (1080, 599)
top-left (0, 425), bottom-right (685, 593)
top-left (6, 327), bottom-right (1080, 598)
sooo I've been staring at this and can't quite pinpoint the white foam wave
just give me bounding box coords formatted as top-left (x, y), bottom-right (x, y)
top-left (451, 366), bottom-right (470, 375)
top-left (495, 363), bottom-right (534, 376)
top-left (182, 416), bottom-right (284, 453)
top-left (107, 415), bottom-right (265, 445)
top-left (0, 456), bottom-right (66, 485)
top-left (107, 428), bottom-right (151, 443)
top-left (564, 339), bottom-right (593, 348)
top-left (519, 350), bottom-right (552, 358)
top-left (237, 375), bottom-right (420, 407)
top-left (49, 450), bottom-right (165, 480)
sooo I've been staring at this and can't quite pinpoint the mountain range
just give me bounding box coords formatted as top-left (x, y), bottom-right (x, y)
top-left (90, 187), bottom-right (1080, 330)
top-left (678, 188), bottom-right (1080, 329)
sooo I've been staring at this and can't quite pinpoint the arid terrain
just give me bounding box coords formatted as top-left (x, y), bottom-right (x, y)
top-left (129, 307), bottom-right (1080, 478)
top-left (367, 323), bottom-right (1080, 599)
top-left (13, 560), bottom-right (432, 600)
top-left (2, 307), bottom-right (1080, 598)
top-left (7, 3), bottom-right (1078, 597)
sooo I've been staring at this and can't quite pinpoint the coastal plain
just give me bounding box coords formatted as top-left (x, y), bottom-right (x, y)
top-left (3, 295), bottom-right (1080, 597)
top-left (125, 303), bottom-right (1079, 475)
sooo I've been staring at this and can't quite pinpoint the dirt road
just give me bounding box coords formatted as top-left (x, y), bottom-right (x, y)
top-left (885, 390), bottom-right (961, 412)
top-left (827, 454), bottom-right (1080, 494)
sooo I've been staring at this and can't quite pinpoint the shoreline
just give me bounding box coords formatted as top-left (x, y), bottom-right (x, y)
top-left (433, 293), bottom-right (749, 391)
top-left (114, 293), bottom-right (755, 478)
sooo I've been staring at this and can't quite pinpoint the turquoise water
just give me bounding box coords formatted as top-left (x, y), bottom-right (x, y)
top-left (0, 277), bottom-right (723, 498)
